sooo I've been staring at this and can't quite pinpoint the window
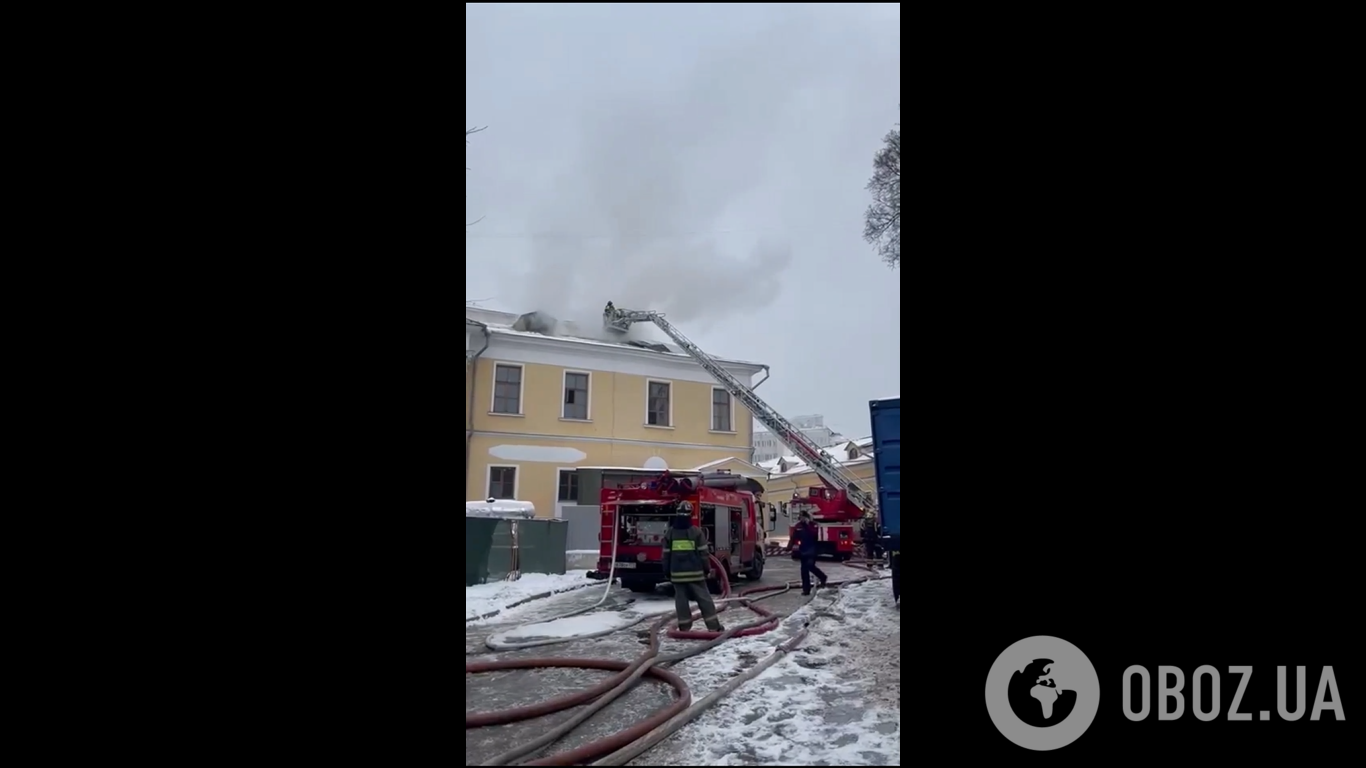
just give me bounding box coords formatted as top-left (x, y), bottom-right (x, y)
top-left (557, 469), bottom-right (578, 502)
top-left (563, 371), bottom-right (590, 420)
top-left (711, 387), bottom-right (732, 432)
top-left (488, 465), bottom-right (517, 499)
top-left (647, 380), bottom-right (671, 426)
top-left (492, 364), bottom-right (522, 414)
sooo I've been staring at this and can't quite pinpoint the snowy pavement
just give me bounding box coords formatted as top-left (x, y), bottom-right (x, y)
top-left (465, 569), bottom-right (593, 621)
top-left (639, 578), bottom-right (901, 766)
top-left (465, 558), bottom-right (900, 766)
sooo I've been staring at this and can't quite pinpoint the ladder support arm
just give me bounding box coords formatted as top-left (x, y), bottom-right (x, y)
top-left (604, 306), bottom-right (877, 515)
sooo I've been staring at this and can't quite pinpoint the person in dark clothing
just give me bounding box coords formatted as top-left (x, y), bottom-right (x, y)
top-left (663, 502), bottom-right (723, 631)
top-left (861, 515), bottom-right (880, 560)
top-left (788, 511), bottom-right (827, 596)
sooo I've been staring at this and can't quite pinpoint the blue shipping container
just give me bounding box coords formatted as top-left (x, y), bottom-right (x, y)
top-left (869, 397), bottom-right (901, 537)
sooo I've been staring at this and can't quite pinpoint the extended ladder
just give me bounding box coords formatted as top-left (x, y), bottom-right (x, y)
top-left (605, 307), bottom-right (879, 516)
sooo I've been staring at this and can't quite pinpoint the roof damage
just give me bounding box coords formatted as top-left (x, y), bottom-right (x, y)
top-left (465, 306), bottom-right (763, 368)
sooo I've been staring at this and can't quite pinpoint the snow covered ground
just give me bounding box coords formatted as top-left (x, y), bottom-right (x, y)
top-left (465, 570), bottom-right (593, 621)
top-left (465, 559), bottom-right (900, 766)
top-left (642, 578), bottom-right (901, 766)
top-left (487, 601), bottom-right (677, 644)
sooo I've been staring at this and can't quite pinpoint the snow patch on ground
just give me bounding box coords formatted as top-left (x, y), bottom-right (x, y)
top-left (666, 580), bottom-right (901, 766)
top-left (488, 601), bottom-right (677, 643)
top-left (465, 570), bottom-right (592, 620)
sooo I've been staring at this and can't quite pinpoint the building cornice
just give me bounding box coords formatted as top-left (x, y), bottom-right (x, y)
top-left (487, 327), bottom-right (766, 375)
top-left (764, 456), bottom-right (874, 479)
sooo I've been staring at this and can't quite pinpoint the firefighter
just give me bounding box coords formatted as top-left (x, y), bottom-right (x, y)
top-left (789, 510), bottom-right (828, 596)
top-left (861, 514), bottom-right (879, 560)
top-left (664, 502), bottom-right (723, 632)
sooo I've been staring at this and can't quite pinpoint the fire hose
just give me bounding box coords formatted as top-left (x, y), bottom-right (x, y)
top-left (467, 554), bottom-right (884, 765)
top-left (481, 510), bottom-right (629, 650)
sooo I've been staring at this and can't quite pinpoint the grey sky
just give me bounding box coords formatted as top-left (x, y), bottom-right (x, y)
top-left (466, 3), bottom-right (900, 440)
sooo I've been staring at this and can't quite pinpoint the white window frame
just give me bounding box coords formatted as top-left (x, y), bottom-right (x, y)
top-left (486, 464), bottom-right (520, 500)
top-left (644, 378), bottom-right (674, 428)
top-left (710, 386), bottom-right (736, 433)
top-left (489, 362), bottom-right (525, 416)
top-left (561, 369), bottom-right (592, 421)
top-left (554, 466), bottom-right (579, 519)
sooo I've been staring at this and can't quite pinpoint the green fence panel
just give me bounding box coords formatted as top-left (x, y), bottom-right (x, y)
top-left (517, 520), bottom-right (568, 575)
top-left (545, 520), bottom-right (568, 572)
top-left (487, 520), bottom-right (514, 581)
top-left (466, 517), bottom-right (499, 586)
top-left (465, 518), bottom-right (569, 585)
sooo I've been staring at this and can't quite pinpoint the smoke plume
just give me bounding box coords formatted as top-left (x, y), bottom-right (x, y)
top-left (515, 15), bottom-right (841, 336)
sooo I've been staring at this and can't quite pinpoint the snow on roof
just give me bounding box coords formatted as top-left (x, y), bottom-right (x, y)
top-left (691, 457), bottom-right (769, 475)
top-left (692, 457), bottom-right (735, 471)
top-left (757, 437), bottom-right (876, 477)
top-left (576, 466), bottom-right (703, 474)
top-left (466, 499), bottom-right (537, 518)
top-left (465, 307), bottom-right (766, 369)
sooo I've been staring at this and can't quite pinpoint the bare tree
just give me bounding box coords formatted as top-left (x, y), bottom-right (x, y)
top-left (467, 128), bottom-right (487, 306)
top-left (863, 122), bottom-right (900, 268)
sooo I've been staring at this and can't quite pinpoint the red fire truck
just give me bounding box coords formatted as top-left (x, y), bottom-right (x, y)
top-left (587, 470), bottom-right (766, 593)
top-left (599, 303), bottom-right (883, 571)
top-left (788, 486), bottom-right (861, 560)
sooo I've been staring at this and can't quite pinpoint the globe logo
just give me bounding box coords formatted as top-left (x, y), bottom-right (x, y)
top-left (1009, 658), bottom-right (1078, 725)
top-left (985, 636), bottom-right (1100, 751)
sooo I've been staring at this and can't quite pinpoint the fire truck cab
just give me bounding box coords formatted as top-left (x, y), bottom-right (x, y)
top-left (588, 471), bottom-right (766, 593)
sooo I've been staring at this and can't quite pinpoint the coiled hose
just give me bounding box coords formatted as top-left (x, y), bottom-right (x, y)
top-left (467, 556), bottom-right (885, 765)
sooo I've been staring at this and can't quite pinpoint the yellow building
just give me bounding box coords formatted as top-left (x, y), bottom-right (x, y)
top-left (758, 437), bottom-right (879, 524)
top-left (465, 307), bottom-right (768, 518)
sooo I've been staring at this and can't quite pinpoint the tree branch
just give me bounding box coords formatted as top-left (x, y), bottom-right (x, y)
top-left (467, 126), bottom-right (485, 225)
top-left (862, 121), bottom-right (900, 268)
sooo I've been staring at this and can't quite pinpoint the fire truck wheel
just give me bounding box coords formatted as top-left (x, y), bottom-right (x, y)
top-left (706, 575), bottom-right (724, 595)
top-left (621, 578), bottom-right (656, 594)
top-left (743, 552), bottom-right (764, 580)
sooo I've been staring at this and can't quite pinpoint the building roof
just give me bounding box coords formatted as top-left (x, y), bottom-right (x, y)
top-left (691, 457), bottom-right (769, 476)
top-left (757, 436), bottom-right (876, 477)
top-left (466, 307), bottom-right (766, 370)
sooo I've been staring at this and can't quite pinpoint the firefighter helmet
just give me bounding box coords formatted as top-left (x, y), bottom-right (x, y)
top-left (675, 501), bottom-right (693, 515)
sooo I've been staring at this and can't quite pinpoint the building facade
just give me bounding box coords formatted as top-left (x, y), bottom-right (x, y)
top-left (756, 437), bottom-right (879, 537)
top-left (752, 414), bottom-right (843, 463)
top-left (466, 307), bottom-right (767, 519)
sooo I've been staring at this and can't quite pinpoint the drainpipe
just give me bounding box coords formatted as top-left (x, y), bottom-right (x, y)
top-left (466, 319), bottom-right (490, 491)
top-left (752, 365), bottom-right (770, 390)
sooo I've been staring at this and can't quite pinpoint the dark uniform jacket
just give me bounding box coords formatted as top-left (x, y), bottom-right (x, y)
top-left (790, 521), bottom-right (819, 556)
top-left (664, 526), bottom-right (708, 583)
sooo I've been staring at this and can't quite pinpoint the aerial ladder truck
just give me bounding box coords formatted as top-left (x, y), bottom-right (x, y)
top-left (603, 304), bottom-right (894, 590)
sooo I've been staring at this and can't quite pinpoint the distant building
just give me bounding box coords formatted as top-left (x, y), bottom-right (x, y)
top-left (752, 414), bottom-right (843, 463)
top-left (756, 436), bottom-right (879, 537)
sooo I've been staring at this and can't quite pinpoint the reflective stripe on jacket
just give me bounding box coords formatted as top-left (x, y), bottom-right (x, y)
top-left (665, 526), bottom-right (708, 582)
